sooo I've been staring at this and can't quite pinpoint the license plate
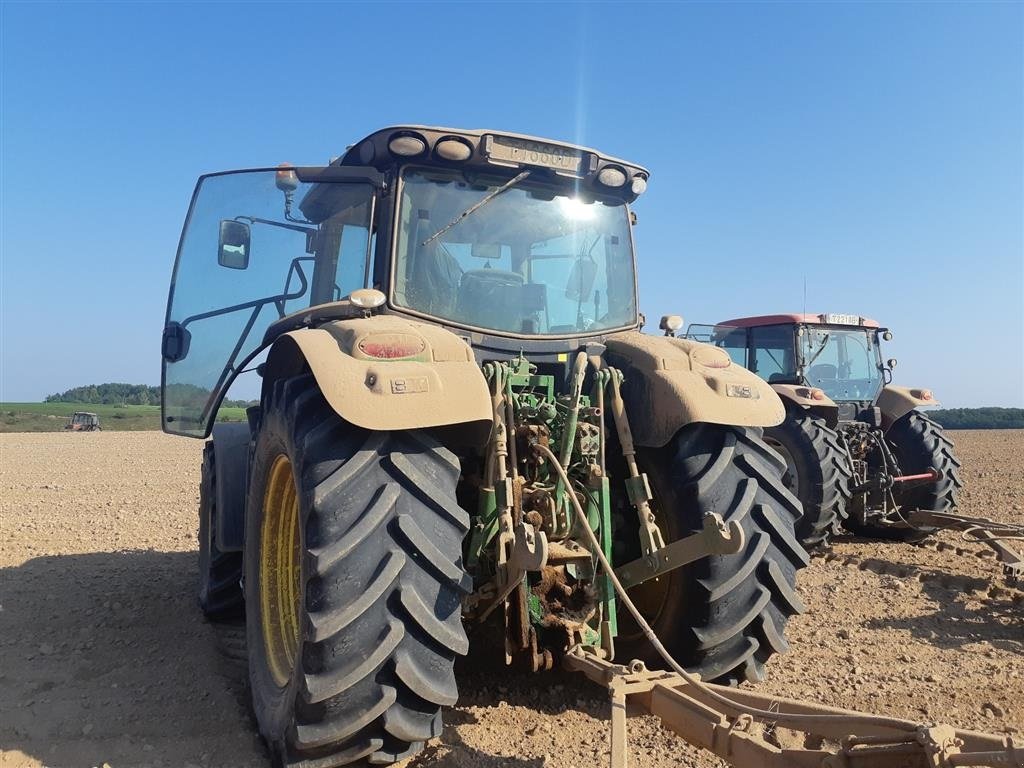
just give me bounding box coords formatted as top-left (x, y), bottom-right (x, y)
top-left (487, 135), bottom-right (584, 174)
top-left (821, 313), bottom-right (861, 326)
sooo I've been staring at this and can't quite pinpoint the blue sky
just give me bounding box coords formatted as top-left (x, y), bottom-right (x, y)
top-left (1, 1), bottom-right (1021, 407)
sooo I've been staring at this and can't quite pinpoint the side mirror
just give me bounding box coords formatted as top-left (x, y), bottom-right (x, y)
top-left (218, 220), bottom-right (251, 270)
top-left (565, 257), bottom-right (597, 302)
top-left (887, 357), bottom-right (898, 369)
top-left (882, 330), bottom-right (893, 341)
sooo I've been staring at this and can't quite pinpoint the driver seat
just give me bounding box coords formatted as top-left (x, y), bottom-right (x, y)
top-left (455, 269), bottom-right (524, 331)
top-left (808, 363), bottom-right (838, 382)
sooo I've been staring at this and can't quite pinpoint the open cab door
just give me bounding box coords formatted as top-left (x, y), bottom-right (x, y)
top-left (161, 166), bottom-right (381, 436)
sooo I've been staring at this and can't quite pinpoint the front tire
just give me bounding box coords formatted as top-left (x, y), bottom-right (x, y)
top-left (764, 410), bottom-right (853, 549)
top-left (246, 375), bottom-right (471, 767)
top-left (621, 424), bottom-right (810, 685)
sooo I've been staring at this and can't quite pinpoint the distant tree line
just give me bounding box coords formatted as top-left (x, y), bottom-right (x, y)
top-left (929, 407), bottom-right (1024, 430)
top-left (45, 383), bottom-right (255, 409)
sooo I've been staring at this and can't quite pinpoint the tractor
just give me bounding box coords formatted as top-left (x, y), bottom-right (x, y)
top-left (685, 313), bottom-right (962, 548)
top-left (161, 126), bottom-right (811, 767)
top-left (64, 411), bottom-right (101, 431)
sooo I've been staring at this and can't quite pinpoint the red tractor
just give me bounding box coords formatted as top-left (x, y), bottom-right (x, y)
top-left (685, 313), bottom-right (962, 547)
top-left (64, 411), bottom-right (101, 431)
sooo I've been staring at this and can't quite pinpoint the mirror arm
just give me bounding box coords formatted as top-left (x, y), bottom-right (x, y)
top-left (236, 215), bottom-right (315, 235)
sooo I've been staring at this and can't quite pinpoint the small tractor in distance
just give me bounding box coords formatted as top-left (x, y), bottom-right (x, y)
top-left (162, 126), bottom-right (809, 767)
top-left (64, 411), bottom-right (101, 431)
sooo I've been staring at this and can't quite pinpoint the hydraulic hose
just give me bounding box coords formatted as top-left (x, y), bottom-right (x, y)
top-left (531, 441), bottom-right (923, 731)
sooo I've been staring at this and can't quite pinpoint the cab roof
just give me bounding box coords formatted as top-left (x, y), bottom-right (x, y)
top-left (337, 125), bottom-right (647, 172)
top-left (333, 125), bottom-right (650, 203)
top-left (719, 313), bottom-right (881, 329)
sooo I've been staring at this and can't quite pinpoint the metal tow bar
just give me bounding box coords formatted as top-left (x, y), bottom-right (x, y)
top-left (907, 509), bottom-right (1024, 585)
top-left (563, 646), bottom-right (1024, 768)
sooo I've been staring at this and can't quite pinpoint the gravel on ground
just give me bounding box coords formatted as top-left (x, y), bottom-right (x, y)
top-left (1, 429), bottom-right (1021, 768)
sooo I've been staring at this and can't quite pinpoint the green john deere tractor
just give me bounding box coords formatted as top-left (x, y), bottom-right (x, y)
top-left (162, 126), bottom-right (809, 767)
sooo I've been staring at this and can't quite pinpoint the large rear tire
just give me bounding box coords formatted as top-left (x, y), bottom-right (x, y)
top-left (764, 410), bottom-right (853, 549)
top-left (845, 410), bottom-right (963, 542)
top-left (198, 442), bottom-right (244, 619)
top-left (888, 410), bottom-right (963, 514)
top-left (620, 424), bottom-right (810, 685)
top-left (245, 374), bottom-right (471, 767)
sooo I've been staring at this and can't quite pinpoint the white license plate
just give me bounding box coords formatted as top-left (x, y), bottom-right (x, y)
top-left (487, 136), bottom-right (584, 174)
top-left (821, 313), bottom-right (861, 325)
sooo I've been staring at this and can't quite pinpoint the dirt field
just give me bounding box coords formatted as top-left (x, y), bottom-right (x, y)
top-left (1, 430), bottom-right (1021, 768)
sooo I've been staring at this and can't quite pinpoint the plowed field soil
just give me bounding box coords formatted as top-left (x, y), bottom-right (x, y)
top-left (1, 430), bottom-right (1021, 768)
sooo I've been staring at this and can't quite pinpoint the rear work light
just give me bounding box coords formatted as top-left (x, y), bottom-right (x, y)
top-left (389, 133), bottom-right (427, 157)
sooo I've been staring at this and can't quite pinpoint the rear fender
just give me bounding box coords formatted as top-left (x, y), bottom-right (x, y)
top-left (605, 332), bottom-right (785, 448)
top-left (771, 384), bottom-right (840, 428)
top-left (877, 385), bottom-right (939, 431)
top-left (261, 316), bottom-right (492, 447)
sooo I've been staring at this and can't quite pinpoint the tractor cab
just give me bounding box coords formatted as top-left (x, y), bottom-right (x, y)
top-left (687, 313), bottom-right (894, 409)
top-left (162, 126), bottom-right (648, 436)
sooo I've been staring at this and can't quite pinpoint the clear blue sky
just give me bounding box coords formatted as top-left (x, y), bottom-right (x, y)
top-left (2, 1), bottom-right (1021, 407)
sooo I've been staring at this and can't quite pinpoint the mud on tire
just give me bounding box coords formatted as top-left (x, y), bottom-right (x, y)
top-left (198, 442), bottom-right (245, 619)
top-left (764, 410), bottom-right (853, 549)
top-left (246, 374), bottom-right (471, 767)
top-left (624, 424), bottom-right (810, 686)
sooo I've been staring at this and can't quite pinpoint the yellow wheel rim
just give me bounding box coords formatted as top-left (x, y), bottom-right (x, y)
top-left (260, 454), bottom-right (302, 688)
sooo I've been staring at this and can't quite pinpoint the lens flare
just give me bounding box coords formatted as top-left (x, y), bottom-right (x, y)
top-left (558, 196), bottom-right (596, 221)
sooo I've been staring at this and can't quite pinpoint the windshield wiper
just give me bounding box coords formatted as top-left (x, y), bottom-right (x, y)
top-left (421, 170), bottom-right (531, 247)
top-left (804, 333), bottom-right (831, 369)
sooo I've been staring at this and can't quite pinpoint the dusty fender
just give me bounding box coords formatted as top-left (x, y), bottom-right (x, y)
top-left (605, 333), bottom-right (785, 448)
top-left (262, 315), bottom-right (493, 446)
top-left (877, 385), bottom-right (940, 430)
top-left (771, 383), bottom-right (840, 427)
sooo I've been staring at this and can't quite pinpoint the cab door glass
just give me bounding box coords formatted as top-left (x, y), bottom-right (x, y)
top-left (162, 170), bottom-right (374, 436)
top-left (749, 325), bottom-right (796, 381)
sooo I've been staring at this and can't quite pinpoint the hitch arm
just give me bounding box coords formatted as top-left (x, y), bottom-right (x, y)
top-left (615, 513), bottom-right (745, 590)
top-left (606, 368), bottom-right (666, 560)
top-left (563, 648), bottom-right (1024, 768)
